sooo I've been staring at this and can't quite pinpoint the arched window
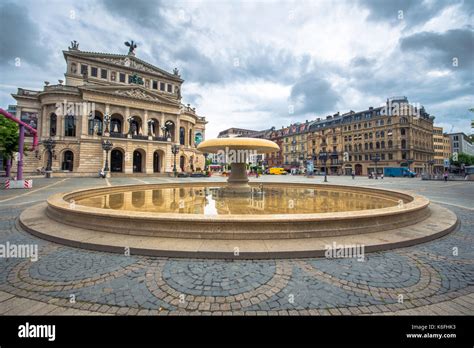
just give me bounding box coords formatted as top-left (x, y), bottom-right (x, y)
top-left (400, 117), bottom-right (408, 124)
top-left (365, 143), bottom-right (368, 150)
top-left (62, 150), bottom-right (74, 171)
top-left (179, 127), bottom-right (185, 145)
top-left (88, 113), bottom-right (103, 136)
top-left (64, 114), bottom-right (76, 137)
top-left (369, 142), bottom-right (373, 150)
top-left (376, 142), bottom-right (380, 149)
top-left (401, 128), bottom-right (406, 136)
top-left (110, 118), bottom-right (122, 134)
top-left (388, 140), bottom-right (393, 148)
top-left (50, 113), bottom-right (57, 136)
top-left (381, 141), bottom-right (385, 149)
top-left (401, 139), bottom-right (407, 149)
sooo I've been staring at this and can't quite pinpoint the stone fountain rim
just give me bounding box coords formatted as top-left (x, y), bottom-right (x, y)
top-left (47, 182), bottom-right (429, 222)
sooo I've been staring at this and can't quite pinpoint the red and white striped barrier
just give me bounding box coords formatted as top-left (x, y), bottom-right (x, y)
top-left (3, 179), bottom-right (33, 189)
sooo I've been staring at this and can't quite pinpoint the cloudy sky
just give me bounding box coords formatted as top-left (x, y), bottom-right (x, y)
top-left (1, 0), bottom-right (473, 137)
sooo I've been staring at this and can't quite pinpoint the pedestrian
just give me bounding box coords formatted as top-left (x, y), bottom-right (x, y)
top-left (381, 173), bottom-right (384, 180)
top-left (443, 171), bottom-right (448, 182)
top-left (351, 171), bottom-right (355, 180)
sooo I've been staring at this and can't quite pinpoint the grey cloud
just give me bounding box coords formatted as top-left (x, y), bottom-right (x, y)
top-left (101, 0), bottom-right (166, 28)
top-left (351, 56), bottom-right (376, 68)
top-left (400, 28), bottom-right (474, 71)
top-left (0, 2), bottom-right (49, 67)
top-left (290, 74), bottom-right (340, 114)
top-left (359, 0), bottom-right (447, 27)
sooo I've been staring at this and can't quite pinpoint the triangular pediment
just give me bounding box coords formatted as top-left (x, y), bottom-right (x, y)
top-left (79, 85), bottom-right (179, 105)
top-left (64, 50), bottom-right (182, 82)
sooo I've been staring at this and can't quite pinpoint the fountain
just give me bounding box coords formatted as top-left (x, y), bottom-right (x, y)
top-left (20, 137), bottom-right (458, 259)
top-left (197, 137), bottom-right (279, 194)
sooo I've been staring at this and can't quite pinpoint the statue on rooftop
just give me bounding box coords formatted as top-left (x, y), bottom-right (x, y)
top-left (125, 40), bottom-right (137, 56)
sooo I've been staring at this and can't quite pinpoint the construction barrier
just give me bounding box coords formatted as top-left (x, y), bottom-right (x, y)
top-left (3, 179), bottom-right (33, 189)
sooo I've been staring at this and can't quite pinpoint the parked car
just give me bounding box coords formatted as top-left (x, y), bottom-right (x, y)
top-left (269, 167), bottom-right (287, 175)
top-left (177, 172), bottom-right (190, 178)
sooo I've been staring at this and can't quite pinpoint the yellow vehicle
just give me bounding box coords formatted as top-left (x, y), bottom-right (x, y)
top-left (269, 167), bottom-right (287, 175)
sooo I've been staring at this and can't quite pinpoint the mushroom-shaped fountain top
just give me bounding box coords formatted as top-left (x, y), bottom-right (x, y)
top-left (197, 137), bottom-right (280, 153)
top-left (197, 137), bottom-right (280, 195)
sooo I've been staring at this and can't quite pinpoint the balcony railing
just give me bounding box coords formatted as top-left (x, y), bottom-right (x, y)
top-left (110, 132), bottom-right (127, 139)
top-left (132, 134), bottom-right (149, 140)
top-left (108, 132), bottom-right (170, 142)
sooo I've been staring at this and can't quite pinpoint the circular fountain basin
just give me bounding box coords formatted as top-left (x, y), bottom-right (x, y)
top-left (20, 182), bottom-right (458, 258)
top-left (43, 182), bottom-right (430, 239)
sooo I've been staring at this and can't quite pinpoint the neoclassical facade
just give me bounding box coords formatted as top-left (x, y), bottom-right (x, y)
top-left (11, 41), bottom-right (206, 177)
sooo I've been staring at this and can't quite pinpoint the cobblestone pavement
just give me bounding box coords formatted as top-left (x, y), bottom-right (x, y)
top-left (0, 176), bottom-right (472, 315)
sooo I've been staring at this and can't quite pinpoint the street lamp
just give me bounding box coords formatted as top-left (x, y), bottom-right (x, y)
top-left (371, 154), bottom-right (380, 179)
top-left (319, 150), bottom-right (328, 182)
top-left (101, 139), bottom-right (113, 174)
top-left (171, 144), bottom-right (180, 177)
top-left (103, 113), bottom-right (111, 135)
top-left (43, 137), bottom-right (56, 178)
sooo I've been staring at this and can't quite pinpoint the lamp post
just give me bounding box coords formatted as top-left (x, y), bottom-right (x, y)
top-left (101, 139), bottom-right (113, 175)
top-left (171, 144), bottom-right (180, 177)
top-left (371, 154), bottom-right (380, 179)
top-left (43, 137), bottom-right (56, 178)
top-left (319, 150), bottom-right (328, 182)
top-left (103, 113), bottom-right (111, 135)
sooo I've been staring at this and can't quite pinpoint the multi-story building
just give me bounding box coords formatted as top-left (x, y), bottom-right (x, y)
top-left (447, 132), bottom-right (474, 156)
top-left (336, 97), bottom-right (434, 176)
top-left (218, 97), bottom-right (435, 175)
top-left (433, 126), bottom-right (452, 174)
top-left (279, 122), bottom-right (311, 171)
top-left (10, 41), bottom-right (206, 176)
top-left (307, 115), bottom-right (344, 174)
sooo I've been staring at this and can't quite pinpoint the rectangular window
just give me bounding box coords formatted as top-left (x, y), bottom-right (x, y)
top-left (160, 82), bottom-right (165, 91)
top-left (167, 84), bottom-right (173, 93)
top-left (101, 69), bottom-right (108, 79)
top-left (119, 73), bottom-right (126, 83)
top-left (80, 65), bottom-right (88, 75)
top-left (152, 80), bottom-right (158, 89)
top-left (91, 67), bottom-right (98, 77)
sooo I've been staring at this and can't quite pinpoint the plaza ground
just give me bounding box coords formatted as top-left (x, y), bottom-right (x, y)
top-left (0, 175), bottom-right (472, 315)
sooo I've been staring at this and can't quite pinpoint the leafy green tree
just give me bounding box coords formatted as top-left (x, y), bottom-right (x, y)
top-left (0, 116), bottom-right (19, 162)
top-left (450, 152), bottom-right (474, 166)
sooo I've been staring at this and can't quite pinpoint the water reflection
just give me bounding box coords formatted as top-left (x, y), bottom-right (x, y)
top-left (75, 186), bottom-right (399, 215)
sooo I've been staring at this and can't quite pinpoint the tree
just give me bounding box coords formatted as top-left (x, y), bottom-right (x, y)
top-left (450, 152), bottom-right (474, 166)
top-left (0, 116), bottom-right (19, 160)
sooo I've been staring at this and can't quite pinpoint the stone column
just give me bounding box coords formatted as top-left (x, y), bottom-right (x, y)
top-left (57, 114), bottom-right (64, 138)
top-left (124, 145), bottom-right (133, 174)
top-left (175, 116), bottom-right (180, 145)
top-left (160, 112), bottom-right (165, 137)
top-left (81, 103), bottom-right (89, 136)
top-left (124, 107), bottom-right (130, 135)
